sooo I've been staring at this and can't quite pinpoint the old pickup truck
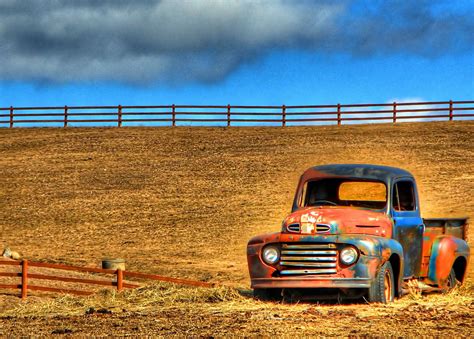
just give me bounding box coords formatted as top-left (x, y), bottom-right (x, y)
top-left (247, 164), bottom-right (469, 303)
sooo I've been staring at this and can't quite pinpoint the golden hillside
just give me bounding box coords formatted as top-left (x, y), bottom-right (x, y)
top-left (1, 122), bottom-right (473, 285)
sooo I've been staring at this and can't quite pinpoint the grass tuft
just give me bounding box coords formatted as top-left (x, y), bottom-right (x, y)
top-left (0, 283), bottom-right (246, 317)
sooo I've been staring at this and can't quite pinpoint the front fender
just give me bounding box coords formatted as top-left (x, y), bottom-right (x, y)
top-left (341, 235), bottom-right (404, 262)
top-left (247, 233), bottom-right (281, 279)
top-left (354, 236), bottom-right (404, 295)
top-left (428, 235), bottom-right (470, 286)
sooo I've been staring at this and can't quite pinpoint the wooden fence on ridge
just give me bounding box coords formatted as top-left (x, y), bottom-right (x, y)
top-left (0, 259), bottom-right (214, 300)
top-left (0, 100), bottom-right (473, 127)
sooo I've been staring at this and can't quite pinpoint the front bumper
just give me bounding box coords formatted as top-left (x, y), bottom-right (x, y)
top-left (252, 277), bottom-right (371, 289)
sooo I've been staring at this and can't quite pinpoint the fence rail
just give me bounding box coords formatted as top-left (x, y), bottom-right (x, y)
top-left (0, 100), bottom-right (473, 127)
top-left (0, 259), bottom-right (214, 299)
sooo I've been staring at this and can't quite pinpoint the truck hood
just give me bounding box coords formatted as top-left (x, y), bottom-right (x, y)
top-left (282, 206), bottom-right (392, 238)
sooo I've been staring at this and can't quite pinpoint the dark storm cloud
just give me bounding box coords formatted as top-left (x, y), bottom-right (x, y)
top-left (0, 0), bottom-right (472, 84)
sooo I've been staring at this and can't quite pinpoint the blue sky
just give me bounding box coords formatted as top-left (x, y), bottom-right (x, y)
top-left (0, 0), bottom-right (473, 108)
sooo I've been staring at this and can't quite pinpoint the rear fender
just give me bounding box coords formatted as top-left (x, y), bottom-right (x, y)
top-left (428, 236), bottom-right (470, 286)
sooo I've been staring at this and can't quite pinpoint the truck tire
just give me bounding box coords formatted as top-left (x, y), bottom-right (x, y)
top-left (253, 288), bottom-right (282, 301)
top-left (368, 261), bottom-right (395, 303)
top-left (444, 268), bottom-right (457, 291)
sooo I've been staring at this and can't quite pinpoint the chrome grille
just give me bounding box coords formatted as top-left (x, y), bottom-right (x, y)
top-left (287, 223), bottom-right (300, 233)
top-left (279, 243), bottom-right (337, 275)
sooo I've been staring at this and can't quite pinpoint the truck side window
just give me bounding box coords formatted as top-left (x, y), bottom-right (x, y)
top-left (393, 181), bottom-right (416, 211)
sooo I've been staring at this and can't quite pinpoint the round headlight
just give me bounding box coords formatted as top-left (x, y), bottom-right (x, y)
top-left (340, 246), bottom-right (358, 265)
top-left (262, 246), bottom-right (280, 265)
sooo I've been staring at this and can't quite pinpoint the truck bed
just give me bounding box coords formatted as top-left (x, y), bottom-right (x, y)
top-left (420, 218), bottom-right (469, 278)
top-left (423, 218), bottom-right (468, 240)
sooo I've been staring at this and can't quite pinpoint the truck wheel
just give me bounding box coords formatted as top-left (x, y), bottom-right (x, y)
top-left (444, 268), bottom-right (457, 291)
top-left (368, 261), bottom-right (395, 303)
top-left (253, 288), bottom-right (282, 301)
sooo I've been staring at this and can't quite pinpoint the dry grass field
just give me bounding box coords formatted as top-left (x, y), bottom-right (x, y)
top-left (1, 121), bottom-right (473, 336)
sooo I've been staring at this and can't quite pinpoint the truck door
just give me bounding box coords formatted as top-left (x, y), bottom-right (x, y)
top-left (391, 179), bottom-right (423, 278)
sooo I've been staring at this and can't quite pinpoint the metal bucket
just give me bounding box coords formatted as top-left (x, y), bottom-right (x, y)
top-left (102, 258), bottom-right (126, 270)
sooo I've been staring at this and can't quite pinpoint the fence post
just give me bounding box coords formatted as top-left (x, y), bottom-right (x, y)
top-left (21, 260), bottom-right (28, 300)
top-left (227, 104), bottom-right (231, 127)
top-left (449, 100), bottom-right (453, 121)
top-left (282, 105), bottom-right (286, 127)
top-left (172, 104), bottom-right (176, 127)
top-left (337, 104), bottom-right (341, 126)
top-left (393, 102), bottom-right (397, 123)
top-left (64, 105), bottom-right (68, 128)
top-left (9, 106), bottom-right (13, 128)
top-left (118, 105), bottom-right (122, 127)
top-left (116, 269), bottom-right (123, 292)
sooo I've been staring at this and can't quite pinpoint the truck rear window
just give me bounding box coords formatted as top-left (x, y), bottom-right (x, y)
top-left (303, 179), bottom-right (387, 210)
top-left (339, 182), bottom-right (386, 202)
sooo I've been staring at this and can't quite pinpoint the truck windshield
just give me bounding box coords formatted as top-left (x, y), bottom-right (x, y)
top-left (302, 179), bottom-right (387, 210)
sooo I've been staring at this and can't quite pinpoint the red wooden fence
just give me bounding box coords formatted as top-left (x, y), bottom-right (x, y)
top-left (0, 259), bottom-right (214, 299)
top-left (0, 100), bottom-right (473, 127)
